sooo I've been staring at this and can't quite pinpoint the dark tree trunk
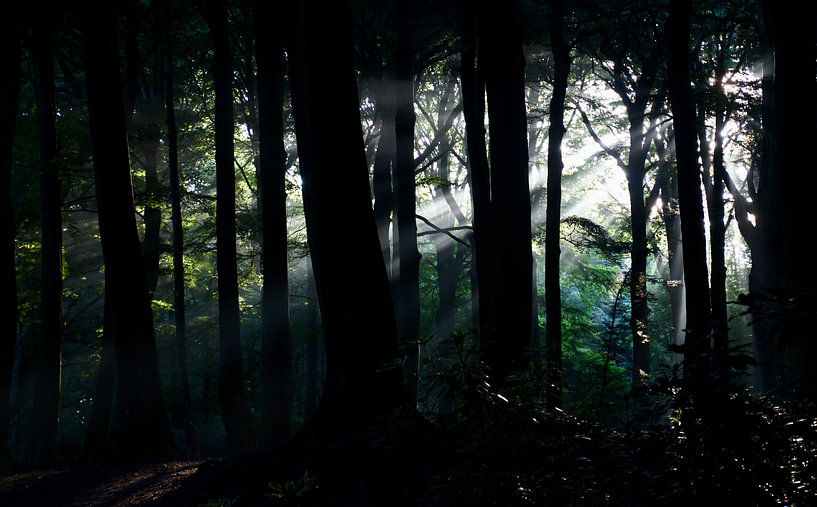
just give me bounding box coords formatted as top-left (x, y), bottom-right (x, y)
top-left (287, 0), bottom-right (405, 425)
top-left (763, 0), bottom-right (817, 390)
top-left (545, 0), bottom-right (570, 413)
top-left (460, 3), bottom-right (494, 341)
top-left (667, 0), bottom-right (712, 387)
top-left (31, 16), bottom-right (62, 467)
top-left (627, 169), bottom-right (650, 388)
top-left (0, 12), bottom-right (21, 460)
top-left (480, 0), bottom-right (533, 380)
top-left (164, 0), bottom-right (197, 457)
top-left (393, 0), bottom-right (420, 404)
top-left (254, 0), bottom-right (292, 449)
top-left (81, 1), bottom-right (173, 459)
top-left (205, 0), bottom-right (255, 453)
top-left (709, 61), bottom-right (729, 375)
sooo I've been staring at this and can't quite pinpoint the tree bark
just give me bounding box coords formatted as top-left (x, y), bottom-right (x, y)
top-left (545, 0), bottom-right (570, 413)
top-left (393, 0), bottom-right (420, 405)
top-left (164, 0), bottom-right (197, 457)
top-left (479, 0), bottom-right (533, 380)
top-left (287, 0), bottom-right (405, 424)
top-left (763, 0), bottom-right (817, 390)
top-left (31, 15), bottom-right (63, 467)
top-left (205, 0), bottom-right (255, 453)
top-left (0, 10), bottom-right (21, 460)
top-left (667, 0), bottom-right (712, 388)
top-left (81, 0), bottom-right (173, 459)
top-left (460, 3), bottom-right (495, 342)
top-left (254, 0), bottom-right (292, 448)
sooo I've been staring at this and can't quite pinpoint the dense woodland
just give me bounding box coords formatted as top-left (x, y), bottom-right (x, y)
top-left (1, 0), bottom-right (816, 505)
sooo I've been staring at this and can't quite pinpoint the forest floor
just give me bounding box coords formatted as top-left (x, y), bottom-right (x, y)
top-left (0, 460), bottom-right (205, 506)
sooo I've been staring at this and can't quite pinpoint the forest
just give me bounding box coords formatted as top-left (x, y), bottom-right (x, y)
top-left (0, 0), bottom-right (816, 505)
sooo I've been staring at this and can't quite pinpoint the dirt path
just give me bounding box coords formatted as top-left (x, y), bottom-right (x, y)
top-left (0, 461), bottom-right (205, 506)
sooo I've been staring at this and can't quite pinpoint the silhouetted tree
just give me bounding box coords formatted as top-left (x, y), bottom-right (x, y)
top-left (287, 0), bottom-right (405, 424)
top-left (479, 0), bottom-right (534, 380)
top-left (0, 5), bottom-right (21, 461)
top-left (394, 0), bottom-right (421, 404)
top-left (81, 0), bottom-right (173, 459)
top-left (204, 0), bottom-right (254, 453)
top-left (667, 0), bottom-right (712, 387)
top-left (163, 0), bottom-right (196, 456)
top-left (545, 0), bottom-right (571, 413)
top-left (254, 0), bottom-right (292, 448)
top-left (30, 10), bottom-right (62, 467)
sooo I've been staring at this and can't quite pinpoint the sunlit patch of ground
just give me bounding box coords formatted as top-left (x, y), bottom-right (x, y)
top-left (0, 460), bottom-right (203, 506)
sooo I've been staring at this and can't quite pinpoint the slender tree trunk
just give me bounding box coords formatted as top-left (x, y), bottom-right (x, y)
top-left (81, 0), bottom-right (173, 459)
top-left (205, 0), bottom-right (255, 453)
top-left (254, 0), bottom-right (292, 448)
top-left (479, 0), bottom-right (533, 380)
top-left (545, 0), bottom-right (570, 412)
top-left (393, 0), bottom-right (420, 404)
top-left (628, 169), bottom-right (650, 388)
top-left (0, 12), bottom-right (21, 460)
top-left (460, 4), bottom-right (494, 341)
top-left (287, 0), bottom-right (405, 424)
top-left (31, 16), bottom-right (62, 467)
top-left (164, 0), bottom-right (197, 457)
top-left (709, 61), bottom-right (729, 375)
top-left (667, 0), bottom-right (712, 388)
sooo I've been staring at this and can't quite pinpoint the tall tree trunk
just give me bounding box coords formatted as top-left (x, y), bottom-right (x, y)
top-left (393, 0), bottom-right (420, 405)
top-left (667, 0), bottom-right (712, 388)
top-left (205, 0), bottom-right (255, 453)
top-left (763, 0), bottom-right (817, 390)
top-left (709, 60), bottom-right (729, 376)
top-left (254, 0), bottom-right (292, 448)
top-left (545, 0), bottom-right (570, 413)
top-left (479, 0), bottom-right (533, 380)
top-left (81, 0), bottom-right (173, 460)
top-left (460, 3), bottom-right (494, 341)
top-left (0, 11), bottom-right (21, 460)
top-left (31, 16), bottom-right (62, 467)
top-left (164, 0), bottom-right (197, 457)
top-left (628, 169), bottom-right (650, 388)
top-left (287, 0), bottom-right (405, 425)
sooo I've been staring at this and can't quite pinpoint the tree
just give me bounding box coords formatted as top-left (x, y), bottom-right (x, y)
top-left (81, 0), bottom-right (173, 459)
top-left (30, 10), bottom-right (62, 466)
top-left (0, 4), bottom-right (21, 461)
top-left (762, 0), bottom-right (817, 390)
top-left (204, 0), bottom-right (255, 453)
top-left (545, 0), bottom-right (571, 413)
top-left (287, 0), bottom-right (405, 424)
top-left (254, 0), bottom-right (292, 448)
top-left (667, 0), bottom-right (712, 388)
top-left (393, 0), bottom-right (421, 404)
top-left (163, 0), bottom-right (197, 456)
top-left (478, 0), bottom-right (534, 381)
